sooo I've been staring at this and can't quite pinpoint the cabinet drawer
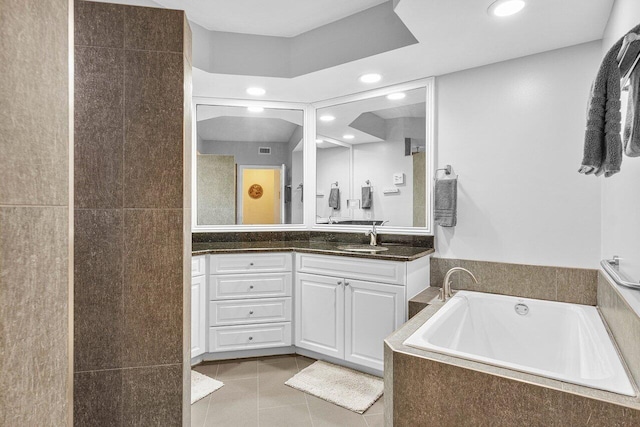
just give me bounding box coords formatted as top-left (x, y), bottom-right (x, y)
top-left (192, 256), bottom-right (206, 277)
top-left (208, 322), bottom-right (292, 352)
top-left (210, 273), bottom-right (292, 300)
top-left (296, 253), bottom-right (405, 285)
top-left (209, 298), bottom-right (291, 326)
top-left (210, 253), bottom-right (292, 274)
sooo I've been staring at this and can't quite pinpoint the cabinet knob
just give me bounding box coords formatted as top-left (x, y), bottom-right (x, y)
top-left (249, 262), bottom-right (254, 266)
top-left (249, 311), bottom-right (254, 315)
top-left (345, 282), bottom-right (350, 286)
top-left (248, 336), bottom-right (253, 341)
top-left (337, 281), bottom-right (343, 285)
top-left (249, 285), bottom-right (254, 289)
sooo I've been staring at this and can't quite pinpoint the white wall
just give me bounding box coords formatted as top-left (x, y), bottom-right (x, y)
top-left (198, 140), bottom-right (289, 167)
top-left (435, 41), bottom-right (602, 268)
top-left (352, 139), bottom-right (414, 226)
top-left (316, 146), bottom-right (351, 219)
top-left (601, 0), bottom-right (640, 279)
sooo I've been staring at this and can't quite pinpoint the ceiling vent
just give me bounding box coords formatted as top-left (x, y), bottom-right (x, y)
top-left (258, 147), bottom-right (271, 155)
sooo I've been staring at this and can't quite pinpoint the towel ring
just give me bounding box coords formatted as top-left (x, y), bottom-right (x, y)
top-left (435, 165), bottom-right (457, 180)
top-left (331, 181), bottom-right (339, 188)
top-left (364, 180), bottom-right (371, 186)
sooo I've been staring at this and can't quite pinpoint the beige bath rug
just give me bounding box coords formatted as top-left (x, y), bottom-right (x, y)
top-left (191, 370), bottom-right (224, 404)
top-left (285, 360), bottom-right (383, 414)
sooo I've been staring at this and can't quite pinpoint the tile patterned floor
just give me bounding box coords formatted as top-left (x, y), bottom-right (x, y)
top-left (191, 355), bottom-right (384, 427)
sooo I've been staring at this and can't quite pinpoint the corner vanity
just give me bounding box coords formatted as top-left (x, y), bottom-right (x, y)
top-left (190, 239), bottom-right (432, 376)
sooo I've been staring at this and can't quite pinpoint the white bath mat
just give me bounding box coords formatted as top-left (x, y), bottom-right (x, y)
top-left (191, 370), bottom-right (224, 404)
top-left (285, 360), bottom-right (383, 414)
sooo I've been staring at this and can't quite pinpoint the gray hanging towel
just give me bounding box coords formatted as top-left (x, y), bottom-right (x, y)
top-left (579, 23), bottom-right (640, 177)
top-left (328, 187), bottom-right (340, 209)
top-left (434, 178), bottom-right (457, 227)
top-left (361, 186), bottom-right (372, 209)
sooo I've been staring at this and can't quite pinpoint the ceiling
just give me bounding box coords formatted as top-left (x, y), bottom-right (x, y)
top-left (91, 0), bottom-right (614, 102)
top-left (197, 105), bottom-right (303, 142)
top-left (317, 87), bottom-right (425, 144)
top-left (154, 0), bottom-right (387, 36)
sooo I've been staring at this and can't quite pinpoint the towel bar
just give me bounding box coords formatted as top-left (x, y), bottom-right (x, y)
top-left (601, 257), bottom-right (640, 290)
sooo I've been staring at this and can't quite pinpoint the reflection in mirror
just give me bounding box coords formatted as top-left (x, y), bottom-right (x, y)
top-left (196, 104), bottom-right (304, 226)
top-left (316, 87), bottom-right (427, 228)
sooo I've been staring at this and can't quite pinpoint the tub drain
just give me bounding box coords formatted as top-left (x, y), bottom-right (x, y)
top-left (514, 303), bottom-right (529, 316)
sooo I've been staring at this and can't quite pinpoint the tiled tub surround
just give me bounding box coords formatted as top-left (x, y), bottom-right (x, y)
top-left (385, 270), bottom-right (640, 426)
top-left (430, 257), bottom-right (598, 305)
top-left (598, 271), bottom-right (640, 395)
top-left (73, 2), bottom-right (191, 425)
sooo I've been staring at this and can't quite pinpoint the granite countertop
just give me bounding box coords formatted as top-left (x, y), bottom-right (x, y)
top-left (386, 295), bottom-right (640, 411)
top-left (192, 240), bottom-right (434, 261)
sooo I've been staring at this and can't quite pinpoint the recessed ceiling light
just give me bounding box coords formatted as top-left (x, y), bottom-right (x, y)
top-left (387, 92), bottom-right (406, 100)
top-left (247, 106), bottom-right (264, 113)
top-left (488, 0), bottom-right (525, 17)
top-left (315, 138), bottom-right (323, 144)
top-left (319, 115), bottom-right (335, 122)
top-left (343, 134), bottom-right (355, 140)
top-left (359, 73), bottom-right (382, 84)
top-left (246, 87), bottom-right (266, 96)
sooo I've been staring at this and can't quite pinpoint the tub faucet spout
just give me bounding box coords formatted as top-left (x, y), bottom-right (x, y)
top-left (440, 267), bottom-right (479, 301)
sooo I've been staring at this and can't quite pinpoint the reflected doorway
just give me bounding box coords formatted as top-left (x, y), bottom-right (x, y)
top-left (237, 165), bottom-right (285, 224)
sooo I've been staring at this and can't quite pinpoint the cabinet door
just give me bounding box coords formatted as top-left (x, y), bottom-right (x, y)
top-left (345, 279), bottom-right (405, 371)
top-left (191, 275), bottom-right (207, 358)
top-left (295, 273), bottom-right (344, 359)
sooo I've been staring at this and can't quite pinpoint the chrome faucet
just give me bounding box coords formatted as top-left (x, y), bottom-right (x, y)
top-left (365, 221), bottom-right (388, 246)
top-left (439, 267), bottom-right (479, 302)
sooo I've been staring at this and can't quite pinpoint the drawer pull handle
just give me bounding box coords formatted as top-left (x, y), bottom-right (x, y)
top-left (248, 336), bottom-right (253, 341)
top-left (249, 285), bottom-right (254, 289)
top-left (249, 311), bottom-right (254, 315)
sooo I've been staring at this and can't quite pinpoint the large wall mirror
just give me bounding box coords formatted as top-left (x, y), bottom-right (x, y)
top-left (193, 100), bottom-right (306, 230)
top-left (314, 79), bottom-right (433, 232)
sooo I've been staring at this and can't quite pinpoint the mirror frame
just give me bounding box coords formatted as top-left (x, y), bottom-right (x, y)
top-left (191, 77), bottom-right (434, 235)
top-left (311, 77), bottom-right (435, 235)
top-left (192, 97), bottom-right (314, 232)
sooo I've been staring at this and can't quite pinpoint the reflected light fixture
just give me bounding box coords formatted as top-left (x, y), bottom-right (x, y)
top-left (247, 106), bottom-right (264, 113)
top-left (246, 87), bottom-right (266, 96)
top-left (343, 134), bottom-right (355, 140)
top-left (315, 138), bottom-right (323, 144)
top-left (359, 73), bottom-right (382, 84)
top-left (387, 92), bottom-right (406, 100)
top-left (488, 0), bottom-right (525, 17)
top-left (319, 115), bottom-right (335, 122)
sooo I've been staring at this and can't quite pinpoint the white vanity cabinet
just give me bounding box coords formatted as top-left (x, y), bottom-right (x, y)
top-left (191, 256), bottom-right (207, 358)
top-left (208, 253), bottom-right (293, 352)
top-left (295, 253), bottom-right (427, 371)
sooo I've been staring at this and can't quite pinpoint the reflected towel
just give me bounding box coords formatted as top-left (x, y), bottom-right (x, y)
top-left (361, 186), bottom-right (372, 209)
top-left (434, 178), bottom-right (457, 227)
top-left (329, 187), bottom-right (340, 209)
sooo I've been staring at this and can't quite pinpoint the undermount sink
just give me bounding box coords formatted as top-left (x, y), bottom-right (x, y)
top-left (337, 244), bottom-right (389, 253)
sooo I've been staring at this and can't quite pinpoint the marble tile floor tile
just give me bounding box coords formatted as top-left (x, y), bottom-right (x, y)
top-left (191, 355), bottom-right (384, 427)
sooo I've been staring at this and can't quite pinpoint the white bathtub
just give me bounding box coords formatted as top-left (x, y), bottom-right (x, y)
top-left (403, 290), bottom-right (636, 396)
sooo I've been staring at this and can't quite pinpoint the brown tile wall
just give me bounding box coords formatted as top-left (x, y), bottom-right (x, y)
top-left (0, 0), bottom-right (71, 425)
top-left (430, 257), bottom-right (598, 305)
top-left (385, 345), bottom-right (640, 426)
top-left (598, 272), bottom-right (640, 390)
top-left (73, 1), bottom-right (190, 425)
